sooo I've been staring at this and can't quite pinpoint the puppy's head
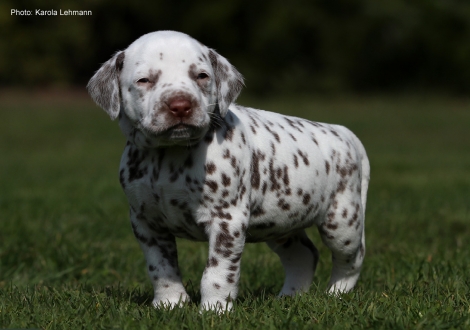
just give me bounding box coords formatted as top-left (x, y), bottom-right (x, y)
top-left (87, 31), bottom-right (244, 148)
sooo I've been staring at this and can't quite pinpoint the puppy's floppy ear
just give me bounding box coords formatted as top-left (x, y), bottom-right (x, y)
top-left (87, 51), bottom-right (125, 120)
top-left (208, 49), bottom-right (244, 117)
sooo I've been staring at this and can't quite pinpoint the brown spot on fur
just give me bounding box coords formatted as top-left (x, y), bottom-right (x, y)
top-left (251, 206), bottom-right (265, 217)
top-left (251, 151), bottom-right (261, 189)
top-left (282, 166), bottom-right (289, 186)
top-left (348, 211), bottom-right (359, 226)
top-left (230, 253), bottom-right (242, 264)
top-left (302, 193), bottom-right (311, 205)
top-left (262, 181), bottom-right (268, 195)
top-left (221, 173), bottom-right (231, 187)
top-left (264, 124), bottom-right (281, 143)
top-left (293, 154), bottom-right (299, 168)
top-left (277, 199), bottom-right (290, 211)
top-left (227, 273), bottom-right (235, 283)
top-left (205, 180), bottom-right (218, 193)
top-left (206, 162), bottom-right (216, 174)
top-left (325, 161), bottom-right (330, 174)
top-left (297, 150), bottom-right (309, 166)
top-left (337, 180), bottom-right (347, 193)
top-left (208, 257), bottom-right (219, 267)
top-left (326, 223), bottom-right (338, 230)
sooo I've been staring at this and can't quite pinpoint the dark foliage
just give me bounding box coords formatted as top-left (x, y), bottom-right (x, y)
top-left (1, 0), bottom-right (470, 93)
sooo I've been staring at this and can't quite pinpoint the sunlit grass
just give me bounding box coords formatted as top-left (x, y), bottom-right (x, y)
top-left (1, 94), bottom-right (469, 329)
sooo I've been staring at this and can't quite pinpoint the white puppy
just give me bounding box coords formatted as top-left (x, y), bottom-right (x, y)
top-left (88, 31), bottom-right (370, 312)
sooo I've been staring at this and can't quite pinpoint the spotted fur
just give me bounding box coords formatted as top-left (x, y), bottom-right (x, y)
top-left (88, 31), bottom-right (370, 312)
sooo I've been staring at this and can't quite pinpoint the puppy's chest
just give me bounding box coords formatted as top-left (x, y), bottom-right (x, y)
top-left (120, 145), bottom-right (239, 240)
top-left (119, 145), bottom-right (224, 240)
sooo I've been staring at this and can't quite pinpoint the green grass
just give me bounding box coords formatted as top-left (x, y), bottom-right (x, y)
top-left (1, 93), bottom-right (469, 329)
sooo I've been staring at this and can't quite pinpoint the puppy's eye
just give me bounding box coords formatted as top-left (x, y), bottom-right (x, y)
top-left (137, 78), bottom-right (150, 83)
top-left (197, 73), bottom-right (209, 80)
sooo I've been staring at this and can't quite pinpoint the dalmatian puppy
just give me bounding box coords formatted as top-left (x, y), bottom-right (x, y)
top-left (87, 31), bottom-right (370, 312)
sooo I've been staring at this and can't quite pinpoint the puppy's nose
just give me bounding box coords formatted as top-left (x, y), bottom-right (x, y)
top-left (168, 99), bottom-right (192, 118)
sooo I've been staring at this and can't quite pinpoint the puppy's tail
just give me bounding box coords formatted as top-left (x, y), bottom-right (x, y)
top-left (357, 139), bottom-right (370, 218)
top-left (352, 133), bottom-right (370, 257)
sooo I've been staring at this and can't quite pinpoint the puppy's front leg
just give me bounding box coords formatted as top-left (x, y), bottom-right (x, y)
top-left (130, 211), bottom-right (190, 308)
top-left (200, 219), bottom-right (246, 312)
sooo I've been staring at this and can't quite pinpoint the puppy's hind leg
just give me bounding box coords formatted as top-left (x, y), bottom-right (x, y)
top-left (266, 230), bottom-right (319, 296)
top-left (318, 195), bottom-right (366, 294)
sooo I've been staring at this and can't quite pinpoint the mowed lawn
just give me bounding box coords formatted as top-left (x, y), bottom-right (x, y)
top-left (0, 93), bottom-right (469, 329)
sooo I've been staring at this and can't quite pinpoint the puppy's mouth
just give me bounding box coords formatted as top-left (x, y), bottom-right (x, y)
top-left (141, 122), bottom-right (207, 146)
top-left (166, 123), bottom-right (198, 139)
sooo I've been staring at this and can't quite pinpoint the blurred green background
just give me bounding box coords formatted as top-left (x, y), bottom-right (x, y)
top-left (1, 0), bottom-right (470, 94)
top-left (1, 2), bottom-right (470, 327)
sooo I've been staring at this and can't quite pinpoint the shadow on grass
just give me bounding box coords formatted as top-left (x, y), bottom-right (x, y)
top-left (236, 287), bottom-right (278, 307)
top-left (99, 284), bottom-right (153, 306)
